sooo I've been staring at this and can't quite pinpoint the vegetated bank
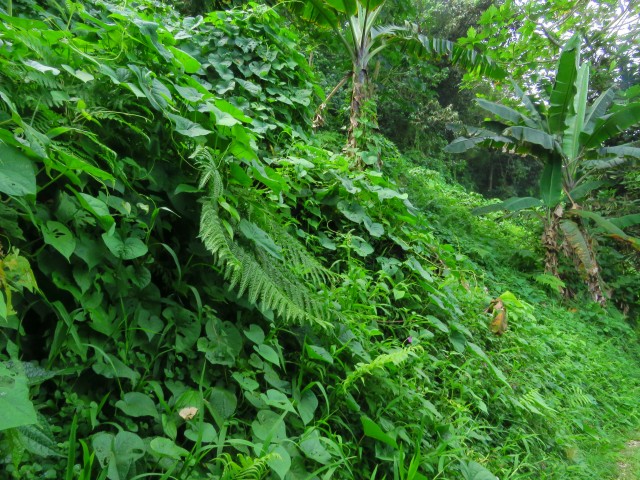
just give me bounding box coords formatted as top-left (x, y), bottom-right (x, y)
top-left (0, 1), bottom-right (639, 479)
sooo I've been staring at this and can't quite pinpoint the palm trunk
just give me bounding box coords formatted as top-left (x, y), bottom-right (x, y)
top-left (561, 221), bottom-right (607, 306)
top-left (542, 205), bottom-right (563, 280)
top-left (347, 59), bottom-right (369, 155)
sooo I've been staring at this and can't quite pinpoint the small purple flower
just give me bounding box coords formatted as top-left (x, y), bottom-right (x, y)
top-left (406, 336), bottom-right (413, 344)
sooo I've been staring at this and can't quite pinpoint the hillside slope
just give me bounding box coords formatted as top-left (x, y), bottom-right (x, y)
top-left (0, 2), bottom-right (639, 479)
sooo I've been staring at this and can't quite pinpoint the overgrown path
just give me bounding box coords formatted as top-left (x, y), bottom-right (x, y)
top-left (616, 433), bottom-right (640, 479)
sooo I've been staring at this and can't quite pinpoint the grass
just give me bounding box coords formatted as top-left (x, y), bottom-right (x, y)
top-left (616, 432), bottom-right (640, 480)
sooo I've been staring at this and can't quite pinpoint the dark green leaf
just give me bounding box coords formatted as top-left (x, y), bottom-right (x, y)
top-left (539, 157), bottom-right (563, 207)
top-left (0, 143), bottom-right (36, 196)
top-left (42, 221), bottom-right (76, 260)
top-left (0, 364), bottom-right (37, 430)
top-left (360, 416), bottom-right (397, 448)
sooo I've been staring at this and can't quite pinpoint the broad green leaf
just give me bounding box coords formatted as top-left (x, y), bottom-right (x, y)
top-left (251, 409), bottom-right (286, 443)
top-left (244, 324), bottom-right (265, 344)
top-left (239, 219), bottom-right (283, 260)
top-left (93, 431), bottom-right (145, 480)
top-left (256, 343), bottom-right (280, 366)
top-left (449, 331), bottom-right (466, 353)
top-left (548, 34), bottom-right (581, 133)
top-left (2, 250), bottom-right (37, 293)
top-left (262, 389), bottom-right (295, 413)
top-left (477, 98), bottom-right (536, 128)
top-left (299, 429), bottom-right (332, 464)
top-left (583, 88), bottom-right (615, 134)
top-left (350, 236), bottom-right (374, 257)
top-left (582, 157), bottom-right (627, 170)
top-left (583, 103), bottom-right (640, 148)
top-left (568, 180), bottom-right (608, 201)
top-left (503, 196), bottom-right (543, 212)
top-left (425, 315), bottom-right (449, 333)
top-left (507, 126), bottom-right (555, 150)
top-left (149, 437), bottom-right (189, 459)
top-left (232, 372), bottom-right (259, 392)
top-left (210, 387), bottom-right (237, 420)
top-left (115, 392), bottom-right (158, 419)
top-left (16, 422), bottom-right (62, 458)
top-left (471, 202), bottom-right (509, 215)
top-left (0, 363), bottom-right (37, 430)
top-left (459, 460), bottom-right (498, 480)
top-left (55, 148), bottom-right (116, 184)
top-left (185, 422), bottom-right (217, 443)
top-left (610, 214), bottom-right (640, 230)
top-left (598, 145), bottom-right (640, 158)
top-left (444, 136), bottom-right (487, 153)
top-left (305, 344), bottom-right (334, 364)
top-left (102, 230), bottom-right (148, 260)
top-left (559, 219), bottom-right (596, 274)
top-left (23, 59), bottom-right (60, 75)
top-left (214, 99), bottom-right (252, 123)
top-left (0, 143), bottom-right (36, 196)
top-left (409, 33), bottom-right (506, 79)
top-left (268, 445), bottom-right (291, 480)
top-left (199, 104), bottom-right (240, 127)
top-left (289, 0), bottom-right (342, 28)
top-left (360, 416), bottom-right (397, 448)
top-left (167, 46), bottom-right (201, 73)
top-left (562, 62), bottom-right (589, 161)
top-left (166, 113), bottom-right (212, 137)
top-left (92, 354), bottom-right (140, 383)
top-left (128, 65), bottom-right (172, 110)
top-left (568, 210), bottom-right (627, 238)
top-left (363, 217), bottom-right (384, 237)
top-left (539, 157), bottom-right (563, 207)
top-left (337, 200), bottom-right (367, 223)
top-left (198, 317), bottom-right (242, 366)
top-left (61, 65), bottom-right (94, 82)
top-left (472, 197), bottom-right (541, 215)
top-left (0, 292), bottom-right (6, 321)
top-left (73, 191), bottom-right (114, 230)
top-left (174, 85), bottom-right (204, 102)
top-left (42, 221), bottom-right (76, 260)
top-left (297, 389), bottom-right (318, 425)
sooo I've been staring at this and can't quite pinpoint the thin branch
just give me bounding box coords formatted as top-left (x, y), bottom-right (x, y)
top-left (313, 71), bottom-right (351, 130)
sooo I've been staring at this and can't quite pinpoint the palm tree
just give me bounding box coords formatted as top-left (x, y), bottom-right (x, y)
top-left (446, 35), bottom-right (640, 304)
top-left (286, 0), bottom-right (505, 162)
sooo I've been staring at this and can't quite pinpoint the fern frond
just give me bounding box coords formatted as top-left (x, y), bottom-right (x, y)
top-left (342, 347), bottom-right (415, 392)
top-left (566, 385), bottom-right (595, 407)
top-left (192, 145), bottom-right (224, 197)
top-left (266, 221), bottom-right (335, 285)
top-left (199, 201), bottom-right (331, 327)
top-left (218, 452), bottom-right (279, 480)
top-left (90, 109), bottom-right (151, 144)
top-left (517, 389), bottom-right (557, 416)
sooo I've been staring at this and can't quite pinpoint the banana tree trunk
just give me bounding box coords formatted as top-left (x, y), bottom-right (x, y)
top-left (561, 220), bottom-right (607, 306)
top-left (542, 205), bottom-right (563, 280)
top-left (347, 58), bottom-right (369, 155)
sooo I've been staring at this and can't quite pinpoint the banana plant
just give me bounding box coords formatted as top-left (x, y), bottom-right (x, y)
top-left (445, 35), bottom-right (640, 304)
top-left (286, 0), bottom-right (505, 162)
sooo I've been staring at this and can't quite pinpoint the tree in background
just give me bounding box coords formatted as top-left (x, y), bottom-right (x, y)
top-left (285, 0), bottom-right (505, 167)
top-left (446, 35), bottom-right (640, 304)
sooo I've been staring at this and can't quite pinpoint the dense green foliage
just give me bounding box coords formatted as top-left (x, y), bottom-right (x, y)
top-left (1, 1), bottom-right (639, 480)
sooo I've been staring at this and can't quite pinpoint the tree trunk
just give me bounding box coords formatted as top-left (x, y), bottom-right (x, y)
top-left (347, 62), bottom-right (369, 156)
top-left (561, 221), bottom-right (607, 306)
top-left (542, 204), bottom-right (563, 280)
